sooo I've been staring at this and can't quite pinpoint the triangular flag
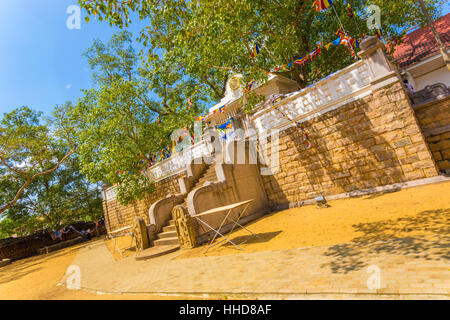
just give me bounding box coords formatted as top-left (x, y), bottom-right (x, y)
top-left (251, 43), bottom-right (260, 58)
top-left (313, 0), bottom-right (333, 12)
top-left (324, 42), bottom-right (332, 50)
top-left (332, 37), bottom-right (341, 46)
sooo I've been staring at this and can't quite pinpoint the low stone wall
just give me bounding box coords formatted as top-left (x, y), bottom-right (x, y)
top-left (0, 234), bottom-right (44, 261)
top-left (0, 221), bottom-right (105, 261)
top-left (413, 96), bottom-right (450, 172)
top-left (37, 237), bottom-right (83, 255)
top-left (261, 82), bottom-right (439, 209)
top-left (102, 172), bottom-right (185, 233)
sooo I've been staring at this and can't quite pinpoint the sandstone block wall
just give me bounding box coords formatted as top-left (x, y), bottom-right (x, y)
top-left (413, 96), bottom-right (450, 172)
top-left (102, 172), bottom-right (184, 232)
top-left (261, 82), bottom-right (439, 208)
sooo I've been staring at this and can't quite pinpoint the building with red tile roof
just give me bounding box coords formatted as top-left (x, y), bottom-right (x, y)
top-left (393, 13), bottom-right (450, 91)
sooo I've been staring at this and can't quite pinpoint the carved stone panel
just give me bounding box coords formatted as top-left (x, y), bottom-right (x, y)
top-left (134, 216), bottom-right (150, 251)
top-left (172, 205), bottom-right (197, 248)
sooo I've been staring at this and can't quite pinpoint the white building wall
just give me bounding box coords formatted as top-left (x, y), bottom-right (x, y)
top-left (413, 66), bottom-right (450, 91)
top-left (406, 53), bottom-right (450, 91)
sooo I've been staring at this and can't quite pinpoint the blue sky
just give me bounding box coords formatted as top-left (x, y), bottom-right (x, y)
top-left (1, 1), bottom-right (449, 118)
top-left (0, 0), bottom-right (147, 116)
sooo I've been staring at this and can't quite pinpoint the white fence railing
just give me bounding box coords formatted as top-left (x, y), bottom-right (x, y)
top-left (250, 60), bottom-right (372, 137)
top-left (144, 60), bottom-right (373, 183)
top-left (145, 139), bottom-right (210, 182)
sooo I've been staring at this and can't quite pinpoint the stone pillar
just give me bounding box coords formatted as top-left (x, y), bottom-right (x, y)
top-left (101, 184), bottom-right (112, 234)
top-left (134, 216), bottom-right (150, 251)
top-left (358, 36), bottom-right (402, 91)
top-left (178, 176), bottom-right (189, 194)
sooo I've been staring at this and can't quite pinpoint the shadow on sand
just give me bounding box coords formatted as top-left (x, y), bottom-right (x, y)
top-left (320, 208), bottom-right (450, 274)
top-left (223, 231), bottom-right (282, 248)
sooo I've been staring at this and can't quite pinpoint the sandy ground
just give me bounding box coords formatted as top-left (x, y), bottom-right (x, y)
top-left (0, 180), bottom-right (449, 299)
top-left (176, 180), bottom-right (450, 259)
top-left (104, 235), bottom-right (137, 260)
top-left (0, 240), bottom-right (191, 300)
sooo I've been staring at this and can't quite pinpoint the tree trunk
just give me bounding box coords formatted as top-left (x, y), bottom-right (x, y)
top-left (417, 0), bottom-right (450, 71)
top-left (291, 68), bottom-right (306, 89)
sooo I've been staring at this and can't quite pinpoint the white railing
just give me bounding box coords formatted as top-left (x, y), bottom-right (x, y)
top-left (146, 61), bottom-right (373, 182)
top-left (250, 60), bottom-right (372, 137)
top-left (146, 139), bottom-right (210, 182)
top-left (103, 186), bottom-right (117, 201)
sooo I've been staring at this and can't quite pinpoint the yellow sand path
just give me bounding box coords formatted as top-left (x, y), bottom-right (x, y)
top-left (0, 180), bottom-right (449, 299)
top-left (177, 180), bottom-right (450, 258)
top-left (0, 241), bottom-right (192, 299)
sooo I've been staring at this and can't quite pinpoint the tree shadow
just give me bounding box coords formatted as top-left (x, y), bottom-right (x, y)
top-left (320, 208), bottom-right (450, 274)
top-left (261, 91), bottom-right (412, 210)
top-left (224, 231), bottom-right (282, 247)
top-left (0, 241), bottom-right (96, 284)
top-left (361, 186), bottom-right (402, 200)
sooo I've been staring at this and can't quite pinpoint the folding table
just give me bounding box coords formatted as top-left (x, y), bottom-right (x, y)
top-left (107, 225), bottom-right (135, 255)
top-left (192, 199), bottom-right (255, 253)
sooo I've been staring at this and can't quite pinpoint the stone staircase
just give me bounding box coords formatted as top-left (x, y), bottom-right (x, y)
top-left (152, 219), bottom-right (178, 246)
top-left (152, 164), bottom-right (218, 248)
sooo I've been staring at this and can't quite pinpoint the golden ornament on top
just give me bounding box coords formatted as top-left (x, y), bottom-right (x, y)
top-left (228, 76), bottom-right (241, 91)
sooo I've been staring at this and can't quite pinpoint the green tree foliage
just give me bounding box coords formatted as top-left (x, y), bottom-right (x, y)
top-left (0, 107), bottom-right (102, 237)
top-left (0, 107), bottom-right (78, 216)
top-left (78, 0), bottom-right (445, 100)
top-left (72, 0), bottom-right (445, 204)
top-left (61, 31), bottom-right (203, 205)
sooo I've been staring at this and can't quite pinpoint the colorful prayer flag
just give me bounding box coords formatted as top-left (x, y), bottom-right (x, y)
top-left (294, 54), bottom-right (310, 66)
top-left (251, 43), bottom-right (260, 58)
top-left (187, 97), bottom-right (192, 110)
top-left (332, 37), bottom-right (341, 46)
top-left (313, 0), bottom-right (333, 12)
top-left (347, 3), bottom-right (354, 18)
top-left (217, 119), bottom-right (232, 130)
top-left (340, 35), bottom-right (350, 46)
top-left (335, 26), bottom-right (346, 39)
top-left (376, 29), bottom-right (382, 39)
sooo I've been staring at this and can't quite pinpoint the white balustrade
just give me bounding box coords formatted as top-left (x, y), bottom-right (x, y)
top-left (146, 140), bottom-right (210, 182)
top-left (251, 60), bottom-right (372, 137)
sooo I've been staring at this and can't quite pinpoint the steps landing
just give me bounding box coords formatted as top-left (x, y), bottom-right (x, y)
top-left (135, 245), bottom-right (180, 261)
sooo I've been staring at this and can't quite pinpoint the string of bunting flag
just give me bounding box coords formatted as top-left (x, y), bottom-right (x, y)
top-left (266, 94), bottom-right (312, 149)
top-left (118, 0), bottom-right (400, 175)
top-left (286, 28), bottom-right (360, 70)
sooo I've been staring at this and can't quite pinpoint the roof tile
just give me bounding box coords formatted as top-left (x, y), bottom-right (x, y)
top-left (393, 13), bottom-right (450, 69)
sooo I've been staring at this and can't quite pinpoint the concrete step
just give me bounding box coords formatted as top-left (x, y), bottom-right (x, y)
top-left (198, 178), bottom-right (216, 186)
top-left (162, 225), bottom-right (176, 232)
top-left (169, 219), bottom-right (175, 226)
top-left (135, 245), bottom-right (180, 261)
top-left (153, 237), bottom-right (179, 246)
top-left (157, 231), bottom-right (177, 239)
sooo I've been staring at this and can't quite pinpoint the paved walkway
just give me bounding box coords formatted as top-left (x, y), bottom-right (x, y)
top-left (60, 234), bottom-right (449, 299)
top-left (59, 181), bottom-right (450, 299)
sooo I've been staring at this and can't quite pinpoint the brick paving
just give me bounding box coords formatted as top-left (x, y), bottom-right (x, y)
top-left (62, 234), bottom-right (449, 299)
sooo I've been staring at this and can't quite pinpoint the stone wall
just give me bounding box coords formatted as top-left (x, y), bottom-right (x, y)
top-left (413, 96), bottom-right (450, 172)
top-left (0, 221), bottom-right (105, 261)
top-left (261, 82), bottom-right (439, 209)
top-left (102, 172), bottom-right (185, 232)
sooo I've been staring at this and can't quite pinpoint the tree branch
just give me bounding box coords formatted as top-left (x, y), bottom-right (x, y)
top-left (0, 157), bottom-right (29, 176)
top-left (0, 148), bottom-right (77, 216)
top-left (202, 76), bottom-right (223, 99)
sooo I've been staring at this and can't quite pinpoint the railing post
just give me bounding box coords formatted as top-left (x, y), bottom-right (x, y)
top-left (358, 36), bottom-right (402, 90)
